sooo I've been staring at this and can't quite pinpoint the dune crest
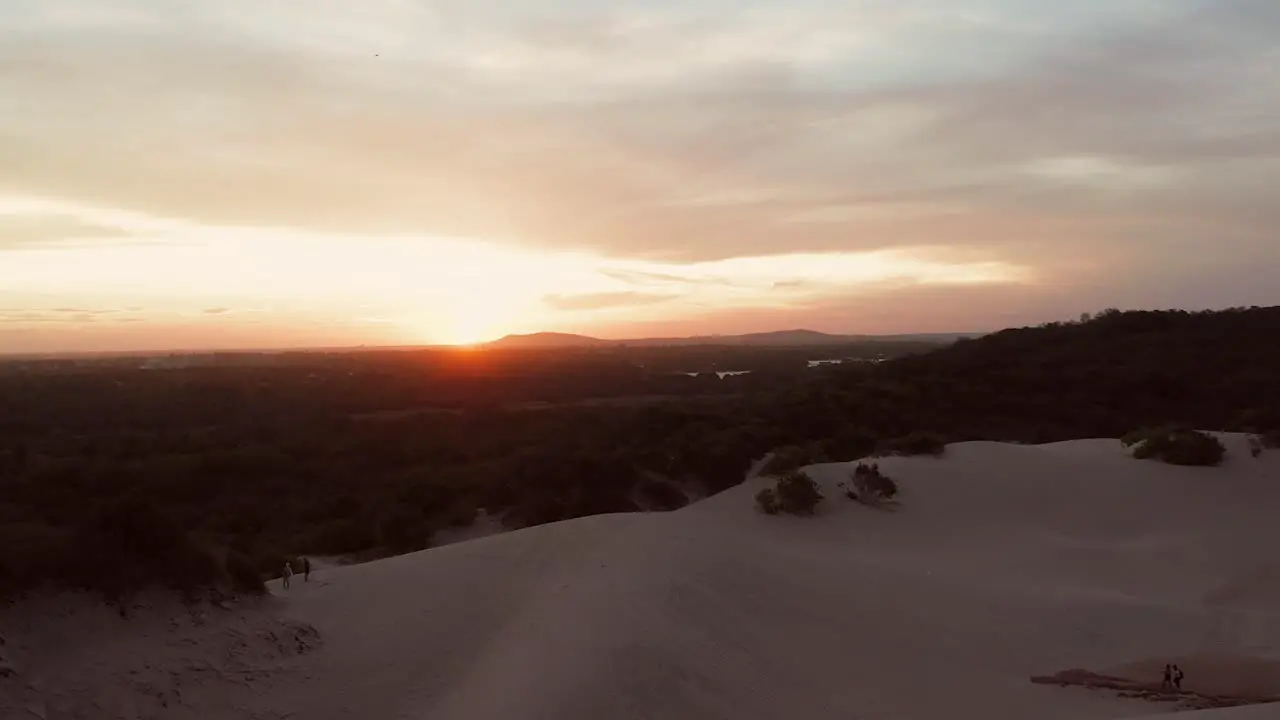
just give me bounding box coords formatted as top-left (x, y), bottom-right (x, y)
top-left (3, 435), bottom-right (1279, 719)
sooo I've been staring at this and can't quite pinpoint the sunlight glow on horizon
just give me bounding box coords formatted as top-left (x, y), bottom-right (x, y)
top-left (5, 0), bottom-right (1275, 352)
top-left (0, 195), bottom-right (1031, 350)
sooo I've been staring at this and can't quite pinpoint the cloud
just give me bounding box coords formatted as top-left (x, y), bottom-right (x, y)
top-left (542, 291), bottom-right (678, 312)
top-left (599, 268), bottom-right (702, 286)
top-left (0, 308), bottom-right (114, 324)
top-left (4, 1), bottom-right (1274, 267)
top-left (202, 307), bottom-right (232, 315)
top-left (0, 0), bottom-right (1276, 350)
top-left (0, 213), bottom-right (130, 249)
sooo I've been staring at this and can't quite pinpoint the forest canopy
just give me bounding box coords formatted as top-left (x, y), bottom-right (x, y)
top-left (2, 306), bottom-right (1277, 598)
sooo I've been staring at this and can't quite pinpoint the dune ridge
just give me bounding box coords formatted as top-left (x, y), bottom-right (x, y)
top-left (3, 434), bottom-right (1279, 719)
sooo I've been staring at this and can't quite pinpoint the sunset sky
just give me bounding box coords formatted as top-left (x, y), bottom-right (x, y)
top-left (2, 0), bottom-right (1278, 352)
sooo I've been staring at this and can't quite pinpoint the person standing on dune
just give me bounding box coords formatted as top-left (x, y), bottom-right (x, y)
top-left (1162, 665), bottom-right (1173, 691)
top-left (1173, 665), bottom-right (1184, 691)
top-left (303, 557), bottom-right (311, 582)
top-left (282, 561), bottom-right (293, 590)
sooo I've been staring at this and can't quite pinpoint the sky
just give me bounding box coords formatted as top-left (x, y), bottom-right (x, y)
top-left (2, 0), bottom-right (1278, 352)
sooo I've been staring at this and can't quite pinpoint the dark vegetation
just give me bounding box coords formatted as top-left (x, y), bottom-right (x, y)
top-left (1238, 408), bottom-right (1280, 457)
top-left (876, 432), bottom-right (947, 457)
top-left (1121, 426), bottom-right (1227, 466)
top-left (1247, 434), bottom-right (1279, 457)
top-left (756, 471), bottom-right (824, 515)
top-left (2, 306), bottom-right (1279, 598)
top-left (760, 445), bottom-right (819, 476)
top-left (636, 479), bottom-right (690, 511)
top-left (843, 463), bottom-right (899, 506)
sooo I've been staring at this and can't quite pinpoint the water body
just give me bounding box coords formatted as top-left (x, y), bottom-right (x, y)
top-left (807, 358), bottom-right (885, 367)
top-left (675, 360), bottom-right (886, 377)
top-left (681, 370), bottom-right (752, 379)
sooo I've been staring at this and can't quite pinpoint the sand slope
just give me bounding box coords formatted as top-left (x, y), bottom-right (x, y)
top-left (4, 434), bottom-right (1279, 719)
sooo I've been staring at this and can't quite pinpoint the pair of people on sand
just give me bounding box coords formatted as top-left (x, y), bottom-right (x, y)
top-left (1162, 663), bottom-right (1184, 691)
top-left (281, 558), bottom-right (311, 590)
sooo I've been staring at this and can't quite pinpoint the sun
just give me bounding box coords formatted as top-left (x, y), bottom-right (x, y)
top-left (422, 298), bottom-right (528, 347)
top-left (430, 320), bottom-right (507, 347)
top-left (434, 329), bottom-right (501, 347)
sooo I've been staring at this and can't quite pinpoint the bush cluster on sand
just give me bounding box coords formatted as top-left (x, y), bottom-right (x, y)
top-left (842, 462), bottom-right (899, 506)
top-left (1121, 426), bottom-right (1226, 466)
top-left (756, 471), bottom-right (824, 515)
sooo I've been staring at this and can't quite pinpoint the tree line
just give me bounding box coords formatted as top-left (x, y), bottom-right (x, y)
top-left (2, 307), bottom-right (1278, 600)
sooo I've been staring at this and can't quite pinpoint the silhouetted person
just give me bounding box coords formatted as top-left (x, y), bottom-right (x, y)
top-left (303, 557), bottom-right (311, 582)
top-left (282, 561), bottom-right (293, 590)
top-left (1162, 664), bottom-right (1173, 691)
top-left (1173, 665), bottom-right (1184, 691)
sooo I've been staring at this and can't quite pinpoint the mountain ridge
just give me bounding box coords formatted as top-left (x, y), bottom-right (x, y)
top-left (486, 328), bottom-right (975, 348)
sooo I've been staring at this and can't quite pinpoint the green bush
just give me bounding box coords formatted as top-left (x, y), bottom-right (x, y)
top-left (845, 462), bottom-right (899, 505)
top-left (776, 471), bottom-right (823, 514)
top-left (755, 488), bottom-right (780, 515)
top-left (755, 470), bottom-right (824, 516)
top-left (1121, 426), bottom-right (1226, 466)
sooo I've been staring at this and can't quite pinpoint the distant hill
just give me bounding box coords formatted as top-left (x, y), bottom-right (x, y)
top-left (483, 332), bottom-right (611, 349)
top-left (487, 329), bottom-right (974, 349)
top-left (850, 306), bottom-right (1280, 442)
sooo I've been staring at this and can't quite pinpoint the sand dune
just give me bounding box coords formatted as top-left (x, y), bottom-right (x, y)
top-left (3, 434), bottom-right (1279, 719)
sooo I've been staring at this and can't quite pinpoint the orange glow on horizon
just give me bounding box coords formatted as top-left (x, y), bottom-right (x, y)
top-left (0, 196), bottom-right (1034, 352)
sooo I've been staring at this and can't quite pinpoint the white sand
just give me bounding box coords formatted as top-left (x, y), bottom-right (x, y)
top-left (4, 433), bottom-right (1279, 719)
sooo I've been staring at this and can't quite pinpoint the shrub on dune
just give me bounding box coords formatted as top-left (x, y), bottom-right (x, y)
top-left (843, 462), bottom-right (899, 506)
top-left (776, 471), bottom-right (823, 514)
top-left (756, 470), bottom-right (823, 516)
top-left (1121, 426), bottom-right (1226, 466)
top-left (755, 488), bottom-right (781, 515)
